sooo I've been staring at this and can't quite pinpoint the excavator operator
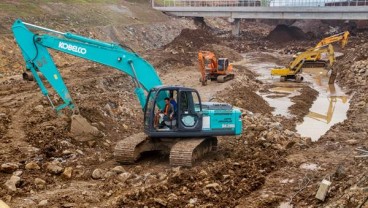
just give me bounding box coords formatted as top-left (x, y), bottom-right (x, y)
top-left (154, 97), bottom-right (174, 128)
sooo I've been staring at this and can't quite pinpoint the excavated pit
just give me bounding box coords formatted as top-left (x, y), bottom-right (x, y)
top-left (236, 51), bottom-right (351, 140)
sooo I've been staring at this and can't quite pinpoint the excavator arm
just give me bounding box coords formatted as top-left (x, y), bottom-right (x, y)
top-left (314, 31), bottom-right (350, 49)
top-left (271, 44), bottom-right (335, 80)
top-left (289, 45), bottom-right (335, 71)
top-left (198, 51), bottom-right (218, 85)
top-left (12, 19), bottom-right (165, 112)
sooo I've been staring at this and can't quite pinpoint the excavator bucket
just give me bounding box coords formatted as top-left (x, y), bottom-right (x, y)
top-left (70, 114), bottom-right (100, 141)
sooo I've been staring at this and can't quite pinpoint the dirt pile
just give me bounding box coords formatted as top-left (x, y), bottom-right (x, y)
top-left (118, 112), bottom-right (304, 207)
top-left (201, 44), bottom-right (243, 62)
top-left (164, 28), bottom-right (219, 53)
top-left (147, 28), bottom-right (238, 70)
top-left (267, 25), bottom-right (308, 42)
top-left (336, 42), bottom-right (368, 89)
top-left (224, 85), bottom-right (273, 114)
top-left (289, 87), bottom-right (319, 122)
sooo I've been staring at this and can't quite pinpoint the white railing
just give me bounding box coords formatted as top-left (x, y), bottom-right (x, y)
top-left (153, 0), bottom-right (368, 7)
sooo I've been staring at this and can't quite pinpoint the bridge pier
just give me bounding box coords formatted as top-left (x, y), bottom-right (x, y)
top-left (232, 18), bottom-right (240, 37)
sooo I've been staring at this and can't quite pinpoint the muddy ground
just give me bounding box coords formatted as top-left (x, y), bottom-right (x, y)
top-left (1, 1), bottom-right (368, 208)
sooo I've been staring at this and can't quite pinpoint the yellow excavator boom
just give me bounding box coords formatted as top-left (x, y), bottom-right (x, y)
top-left (314, 31), bottom-right (350, 49)
top-left (271, 44), bottom-right (335, 78)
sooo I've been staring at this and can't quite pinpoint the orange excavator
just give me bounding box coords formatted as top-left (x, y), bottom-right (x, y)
top-left (198, 51), bottom-right (234, 86)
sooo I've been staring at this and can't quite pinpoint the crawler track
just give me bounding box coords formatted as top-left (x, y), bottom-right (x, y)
top-left (115, 134), bottom-right (218, 167)
top-left (217, 74), bottom-right (234, 83)
top-left (170, 137), bottom-right (217, 167)
top-left (114, 132), bottom-right (148, 164)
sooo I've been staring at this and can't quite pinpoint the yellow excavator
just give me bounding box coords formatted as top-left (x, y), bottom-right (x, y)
top-left (295, 31), bottom-right (350, 68)
top-left (271, 44), bottom-right (335, 82)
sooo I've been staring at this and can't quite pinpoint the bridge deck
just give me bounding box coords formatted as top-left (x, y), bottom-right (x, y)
top-left (153, 0), bottom-right (368, 20)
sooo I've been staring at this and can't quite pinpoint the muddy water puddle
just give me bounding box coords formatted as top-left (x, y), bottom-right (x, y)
top-left (262, 87), bottom-right (301, 117)
top-left (238, 52), bottom-right (350, 141)
top-left (296, 68), bottom-right (350, 141)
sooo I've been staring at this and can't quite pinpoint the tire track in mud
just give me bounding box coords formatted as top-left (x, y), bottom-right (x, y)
top-left (0, 90), bottom-right (40, 162)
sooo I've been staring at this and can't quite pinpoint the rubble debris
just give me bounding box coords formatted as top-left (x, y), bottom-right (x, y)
top-left (0, 163), bottom-right (19, 174)
top-left (315, 179), bottom-right (332, 201)
top-left (4, 176), bottom-right (21, 192)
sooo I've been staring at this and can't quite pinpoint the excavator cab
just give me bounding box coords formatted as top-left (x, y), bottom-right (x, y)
top-left (217, 58), bottom-right (229, 72)
top-left (143, 86), bottom-right (203, 137)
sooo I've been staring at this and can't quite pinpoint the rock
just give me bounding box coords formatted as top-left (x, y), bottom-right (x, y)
top-left (62, 167), bottom-right (73, 179)
top-left (87, 140), bottom-right (97, 147)
top-left (223, 175), bottom-right (231, 179)
top-left (270, 122), bottom-right (282, 130)
top-left (13, 170), bottom-right (23, 176)
top-left (92, 168), bottom-right (103, 179)
top-left (357, 101), bottom-right (366, 108)
top-left (104, 171), bottom-right (116, 178)
top-left (118, 172), bottom-right (131, 183)
top-left (167, 193), bottom-right (178, 201)
top-left (284, 129), bottom-right (295, 136)
top-left (34, 105), bottom-right (44, 112)
top-left (153, 198), bottom-right (167, 206)
top-left (189, 198), bottom-right (198, 204)
top-left (1, 163), bottom-right (19, 173)
top-left (34, 178), bottom-right (46, 189)
top-left (302, 137), bottom-right (312, 145)
top-left (346, 139), bottom-right (358, 145)
top-left (99, 121), bottom-right (105, 127)
top-left (285, 141), bottom-right (296, 149)
top-left (25, 162), bottom-right (40, 170)
top-left (62, 150), bottom-right (73, 155)
top-left (254, 125), bottom-right (266, 131)
top-left (4, 175), bottom-right (21, 192)
top-left (315, 179), bottom-right (332, 201)
top-left (70, 115), bottom-right (100, 141)
top-left (38, 200), bottom-right (48, 206)
top-left (199, 170), bottom-right (208, 177)
top-left (111, 166), bottom-right (125, 174)
top-left (62, 203), bottom-right (77, 208)
top-left (122, 124), bottom-right (129, 130)
top-left (266, 131), bottom-right (274, 139)
top-left (205, 183), bottom-right (222, 192)
top-left (46, 163), bottom-right (63, 175)
top-left (158, 172), bottom-right (167, 181)
top-left (104, 104), bottom-right (113, 116)
top-left (0, 200), bottom-right (10, 208)
top-left (273, 143), bottom-right (285, 150)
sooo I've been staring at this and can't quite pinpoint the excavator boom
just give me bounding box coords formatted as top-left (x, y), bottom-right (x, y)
top-left (271, 44), bottom-right (335, 82)
top-left (314, 31), bottom-right (350, 49)
top-left (12, 19), bottom-right (164, 111)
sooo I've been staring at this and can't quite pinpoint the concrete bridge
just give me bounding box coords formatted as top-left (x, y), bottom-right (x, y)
top-left (152, 0), bottom-right (368, 35)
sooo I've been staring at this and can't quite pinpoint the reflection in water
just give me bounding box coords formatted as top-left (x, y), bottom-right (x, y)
top-left (296, 68), bottom-right (350, 141)
top-left (306, 96), bottom-right (348, 124)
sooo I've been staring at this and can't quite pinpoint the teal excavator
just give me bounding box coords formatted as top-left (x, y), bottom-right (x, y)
top-left (12, 19), bottom-right (242, 167)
